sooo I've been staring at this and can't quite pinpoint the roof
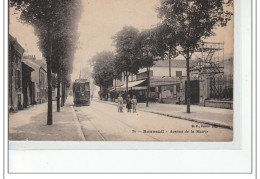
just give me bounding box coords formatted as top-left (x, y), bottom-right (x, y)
top-left (22, 59), bottom-right (41, 69)
top-left (74, 79), bottom-right (89, 83)
top-left (22, 62), bottom-right (34, 72)
top-left (9, 34), bottom-right (25, 55)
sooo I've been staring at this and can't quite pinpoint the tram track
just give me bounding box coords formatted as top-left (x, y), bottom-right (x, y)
top-left (73, 102), bottom-right (160, 141)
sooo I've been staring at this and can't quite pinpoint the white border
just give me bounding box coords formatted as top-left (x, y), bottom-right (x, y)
top-left (2, 0), bottom-right (255, 176)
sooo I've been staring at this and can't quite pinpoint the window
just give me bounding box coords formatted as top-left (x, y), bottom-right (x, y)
top-left (176, 71), bottom-right (182, 77)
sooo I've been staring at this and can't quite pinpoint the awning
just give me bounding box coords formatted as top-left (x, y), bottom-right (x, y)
top-left (150, 81), bottom-right (180, 86)
top-left (132, 86), bottom-right (147, 90)
top-left (120, 80), bottom-right (146, 88)
top-left (116, 80), bottom-right (146, 91)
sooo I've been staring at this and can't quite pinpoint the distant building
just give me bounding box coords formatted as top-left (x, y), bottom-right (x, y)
top-left (8, 34), bottom-right (25, 111)
top-left (112, 59), bottom-right (187, 103)
top-left (139, 59), bottom-right (187, 77)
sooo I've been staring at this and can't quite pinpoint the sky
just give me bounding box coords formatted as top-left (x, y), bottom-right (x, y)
top-left (9, 0), bottom-right (233, 81)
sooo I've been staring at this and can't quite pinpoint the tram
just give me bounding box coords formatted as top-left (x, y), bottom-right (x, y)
top-left (72, 79), bottom-right (90, 106)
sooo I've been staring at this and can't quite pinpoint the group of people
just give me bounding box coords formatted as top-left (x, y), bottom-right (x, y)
top-left (117, 94), bottom-right (137, 113)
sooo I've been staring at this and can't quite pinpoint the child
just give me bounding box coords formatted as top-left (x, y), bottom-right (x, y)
top-left (131, 95), bottom-right (137, 113)
top-left (117, 93), bottom-right (124, 112)
top-left (126, 94), bottom-right (132, 112)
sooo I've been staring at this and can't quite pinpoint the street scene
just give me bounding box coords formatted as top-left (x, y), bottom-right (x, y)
top-left (8, 0), bottom-right (234, 142)
top-left (9, 96), bottom-right (232, 141)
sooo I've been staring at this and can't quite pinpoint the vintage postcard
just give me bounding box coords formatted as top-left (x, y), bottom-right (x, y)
top-left (8, 0), bottom-right (234, 145)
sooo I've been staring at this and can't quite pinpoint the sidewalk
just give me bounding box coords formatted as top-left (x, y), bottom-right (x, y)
top-left (99, 100), bottom-right (233, 129)
top-left (9, 97), bottom-right (85, 141)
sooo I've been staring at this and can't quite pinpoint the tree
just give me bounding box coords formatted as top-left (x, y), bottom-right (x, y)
top-left (113, 26), bottom-right (141, 93)
top-left (91, 52), bottom-right (116, 98)
top-left (11, 0), bottom-right (81, 123)
top-left (112, 58), bottom-right (122, 92)
top-left (153, 24), bottom-right (179, 77)
top-left (157, 0), bottom-right (233, 113)
top-left (136, 29), bottom-right (164, 107)
top-left (51, 37), bottom-right (78, 111)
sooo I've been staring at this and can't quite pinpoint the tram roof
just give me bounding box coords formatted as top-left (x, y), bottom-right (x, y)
top-left (74, 79), bottom-right (89, 83)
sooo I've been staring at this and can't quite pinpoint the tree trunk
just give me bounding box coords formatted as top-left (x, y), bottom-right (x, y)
top-left (100, 85), bottom-right (102, 99)
top-left (126, 71), bottom-right (129, 94)
top-left (46, 57), bottom-right (53, 125)
top-left (61, 72), bottom-right (65, 107)
top-left (47, 30), bottom-right (53, 125)
top-left (186, 49), bottom-right (191, 113)
top-left (168, 52), bottom-right (171, 77)
top-left (56, 69), bottom-right (61, 112)
top-left (62, 81), bottom-right (65, 106)
top-left (146, 66), bottom-right (150, 107)
top-left (114, 77), bottom-right (117, 91)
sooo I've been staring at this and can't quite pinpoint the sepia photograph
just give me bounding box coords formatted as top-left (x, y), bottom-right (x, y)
top-left (8, 0), bottom-right (234, 142)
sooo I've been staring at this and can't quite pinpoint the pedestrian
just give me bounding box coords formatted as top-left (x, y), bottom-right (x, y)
top-left (117, 93), bottom-right (124, 112)
top-left (131, 95), bottom-right (137, 113)
top-left (126, 94), bottom-right (132, 112)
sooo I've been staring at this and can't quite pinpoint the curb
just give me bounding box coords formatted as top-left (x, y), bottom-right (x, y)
top-left (98, 100), bottom-right (233, 130)
top-left (71, 106), bottom-right (86, 141)
top-left (138, 109), bottom-right (233, 130)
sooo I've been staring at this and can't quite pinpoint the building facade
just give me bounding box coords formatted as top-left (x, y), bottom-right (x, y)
top-left (8, 35), bottom-right (25, 111)
top-left (22, 55), bottom-right (48, 104)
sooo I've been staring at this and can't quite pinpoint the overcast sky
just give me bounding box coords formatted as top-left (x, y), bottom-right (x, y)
top-left (9, 0), bottom-right (233, 81)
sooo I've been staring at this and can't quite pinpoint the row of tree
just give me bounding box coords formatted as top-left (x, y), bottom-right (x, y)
top-left (11, 0), bottom-right (82, 124)
top-left (92, 0), bottom-right (233, 112)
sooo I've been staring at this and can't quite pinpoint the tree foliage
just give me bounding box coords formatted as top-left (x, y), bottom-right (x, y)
top-left (153, 24), bottom-right (179, 63)
top-left (10, 0), bottom-right (82, 122)
top-left (91, 51), bottom-right (116, 89)
top-left (113, 26), bottom-right (141, 76)
top-left (157, 0), bottom-right (233, 57)
top-left (10, 0), bottom-right (81, 74)
top-left (136, 28), bottom-right (165, 69)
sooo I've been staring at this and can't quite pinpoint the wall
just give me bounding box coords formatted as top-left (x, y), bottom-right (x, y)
top-left (199, 75), bottom-right (210, 106)
top-left (9, 43), bottom-right (24, 111)
top-left (204, 100), bottom-right (233, 109)
top-left (139, 67), bottom-right (186, 77)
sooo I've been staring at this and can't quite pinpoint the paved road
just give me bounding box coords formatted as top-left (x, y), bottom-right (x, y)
top-left (73, 100), bottom-right (233, 141)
